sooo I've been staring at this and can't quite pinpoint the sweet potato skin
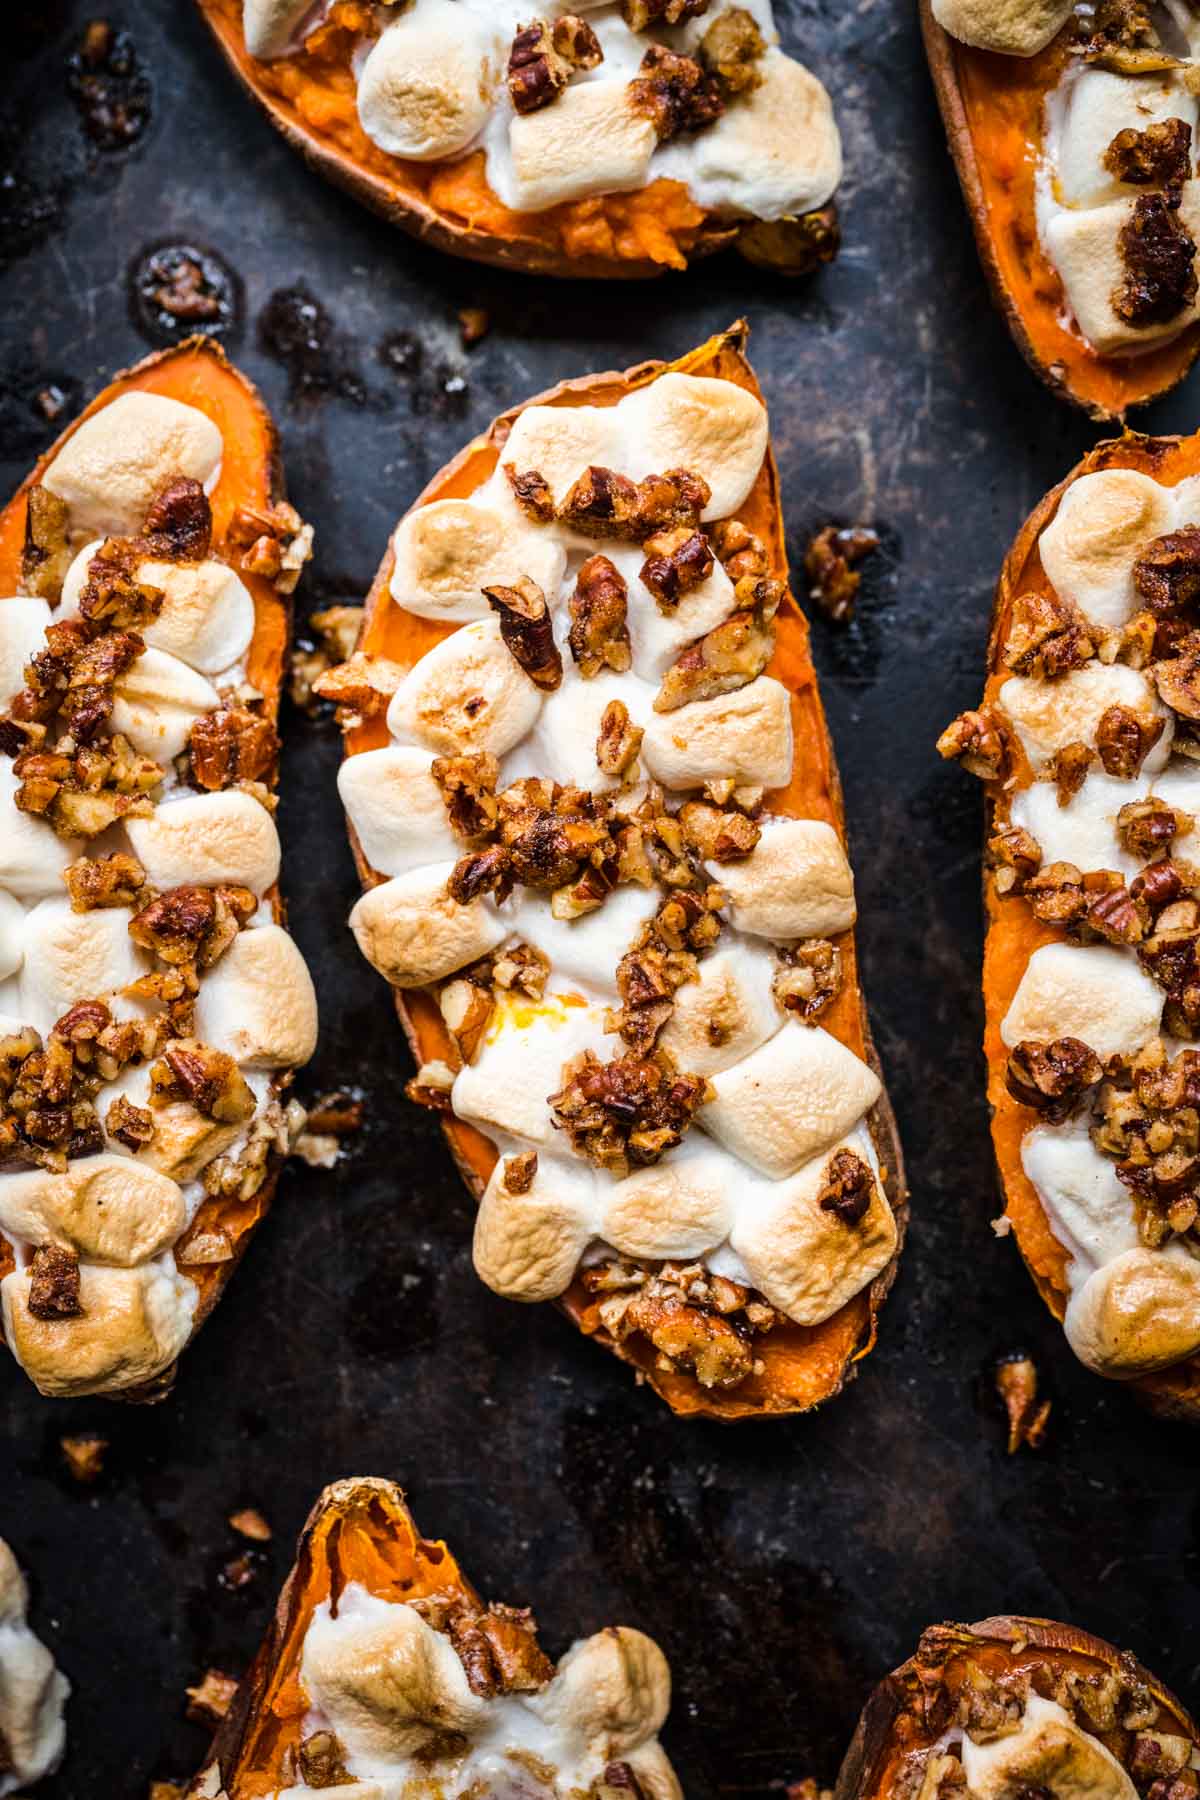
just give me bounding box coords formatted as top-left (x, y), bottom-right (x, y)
top-left (919, 0), bottom-right (1200, 421)
top-left (341, 321), bottom-right (908, 1422)
top-left (0, 337), bottom-right (296, 1402)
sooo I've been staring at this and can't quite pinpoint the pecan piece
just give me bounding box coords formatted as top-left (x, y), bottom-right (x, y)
top-left (311, 651), bottom-right (405, 725)
top-left (1005, 1037), bottom-right (1102, 1121)
top-left (994, 1353), bottom-right (1051, 1454)
top-left (432, 751), bottom-right (500, 839)
top-left (226, 499), bottom-right (313, 594)
top-left (989, 824), bottom-right (1043, 895)
top-left (149, 1039), bottom-right (255, 1124)
top-left (188, 702), bottom-right (280, 791)
top-left (629, 44), bottom-right (723, 141)
top-left (622, 0), bottom-right (709, 24)
top-left (507, 15), bottom-right (602, 114)
top-left (28, 1243), bottom-right (83, 1319)
top-left (773, 938), bottom-right (842, 1022)
top-left (804, 524), bottom-right (880, 625)
top-left (550, 1048), bottom-right (713, 1175)
top-left (1004, 590), bottom-right (1094, 678)
top-left (596, 699), bottom-right (643, 779)
top-left (1104, 117), bottom-right (1192, 189)
top-left (1153, 630), bottom-right (1200, 719)
top-left (559, 465), bottom-right (710, 541)
top-left (639, 526), bottom-right (714, 611)
top-left (708, 517), bottom-right (768, 581)
top-left (569, 555), bottom-right (632, 677)
top-left (936, 707), bottom-right (1010, 781)
top-left (143, 475), bottom-right (213, 561)
top-left (63, 850), bottom-right (147, 912)
top-left (1048, 740), bottom-right (1095, 805)
top-left (615, 1286), bottom-right (755, 1389)
top-left (1134, 527), bottom-right (1200, 619)
top-left (1114, 191), bottom-right (1198, 328)
top-left (1118, 796), bottom-right (1189, 860)
top-left (678, 798), bottom-right (761, 861)
top-left (1096, 702), bottom-right (1164, 777)
top-left (297, 1733), bottom-right (351, 1790)
top-left (503, 1149), bottom-right (538, 1195)
top-left (505, 466), bottom-right (555, 523)
top-left (105, 1093), bottom-right (154, 1150)
top-left (817, 1148), bottom-right (877, 1225)
top-left (448, 844), bottom-right (513, 904)
top-left (698, 5), bottom-right (766, 94)
top-left (655, 599), bottom-right (776, 713)
top-left (484, 575), bottom-right (563, 691)
top-left (19, 484), bottom-right (72, 602)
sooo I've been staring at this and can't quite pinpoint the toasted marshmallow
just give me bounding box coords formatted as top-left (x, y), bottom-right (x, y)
top-left (507, 668), bottom-right (654, 791)
top-left (729, 1133), bottom-right (897, 1325)
top-left (42, 393), bottom-right (222, 539)
top-left (617, 547), bottom-right (738, 682)
top-left (534, 1628), bottom-right (671, 1757)
top-left (243, 0), bottom-right (318, 58)
top-left (1, 1257), bottom-right (197, 1398)
top-left (126, 790), bottom-right (281, 894)
top-left (134, 1092), bottom-right (243, 1184)
top-left (61, 542), bottom-right (255, 675)
top-left (453, 990), bottom-right (610, 1150)
top-left (0, 1155), bottom-right (185, 1266)
top-left (1055, 69), bottom-right (1197, 209)
top-left (998, 663), bottom-right (1171, 773)
top-left (0, 1539), bottom-right (69, 1796)
top-left (387, 618), bottom-right (543, 758)
top-left (1021, 1122), bottom-right (1141, 1276)
top-left (657, 940), bottom-right (780, 1077)
top-left (192, 924), bottom-right (318, 1068)
top-left (497, 403), bottom-right (625, 510)
top-left (601, 1136), bottom-right (735, 1262)
top-left (110, 647), bottom-right (220, 761)
top-left (657, 50), bottom-right (841, 221)
top-left (357, 2), bottom-right (497, 160)
top-left (1000, 941), bottom-right (1162, 1060)
top-left (0, 597), bottom-right (51, 707)
top-left (1043, 184), bottom-right (1200, 356)
top-left (0, 762), bottom-right (78, 900)
top-left (390, 499), bottom-right (567, 625)
top-left (641, 676), bottom-right (793, 790)
top-left (620, 373), bottom-right (768, 522)
top-left (1009, 771), bottom-right (1146, 878)
top-left (18, 898), bottom-right (145, 1034)
top-left (962, 1695), bottom-right (1137, 1800)
top-left (703, 1021), bottom-right (882, 1179)
top-left (1064, 1243), bottom-right (1200, 1376)
top-left (714, 817), bottom-right (855, 940)
top-left (1038, 469), bottom-right (1175, 632)
top-left (349, 865), bottom-right (506, 988)
top-left (338, 746), bottom-right (460, 877)
top-left (0, 892), bottom-right (25, 985)
top-left (931, 0), bottom-right (1073, 54)
top-left (473, 1151), bottom-right (595, 1300)
top-left (508, 80), bottom-right (657, 212)
top-left (505, 883), bottom-right (661, 998)
top-left (301, 1586), bottom-right (488, 1762)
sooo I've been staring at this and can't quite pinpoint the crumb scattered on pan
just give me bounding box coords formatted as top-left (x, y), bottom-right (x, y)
top-left (995, 1352), bottom-right (1051, 1454)
top-left (228, 1506), bottom-right (272, 1543)
top-left (293, 1088), bottom-right (367, 1168)
top-left (804, 525), bottom-right (881, 624)
top-left (789, 1780), bottom-right (833, 1800)
top-left (185, 1668), bottom-right (240, 1726)
top-left (219, 1551), bottom-right (260, 1593)
top-left (458, 307), bottom-right (490, 348)
top-left (60, 1431), bottom-right (108, 1483)
top-left (289, 606), bottom-right (365, 717)
top-left (35, 385), bottom-right (68, 422)
top-left (149, 1782), bottom-right (186, 1800)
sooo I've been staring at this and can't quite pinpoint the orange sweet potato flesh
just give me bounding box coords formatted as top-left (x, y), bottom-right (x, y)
top-left (0, 337), bottom-right (294, 1394)
top-left (977, 429), bottom-right (1200, 1422)
top-left (919, 4), bottom-right (1200, 421)
top-left (833, 1615), bottom-right (1199, 1800)
top-left (342, 321), bottom-right (908, 1421)
top-left (195, 0), bottom-right (732, 280)
top-left (190, 1478), bottom-right (484, 1798)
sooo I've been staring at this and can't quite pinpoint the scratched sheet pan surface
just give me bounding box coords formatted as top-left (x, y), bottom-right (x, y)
top-left (2, 3), bottom-right (1199, 1795)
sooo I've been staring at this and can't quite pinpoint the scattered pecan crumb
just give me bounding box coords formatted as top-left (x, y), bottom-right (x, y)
top-left (60, 1431), bottom-right (108, 1484)
top-left (804, 525), bottom-right (880, 625)
top-left (185, 1668), bottom-right (239, 1726)
top-left (505, 466), bottom-right (555, 524)
top-left (1048, 740), bottom-right (1096, 806)
top-left (28, 1244), bottom-right (83, 1320)
top-left (302, 1091), bottom-right (365, 1138)
top-left (311, 651), bottom-right (405, 727)
top-left (64, 849), bottom-right (147, 913)
top-left (19, 485), bottom-right (72, 603)
top-left (226, 500), bottom-right (313, 595)
top-left (995, 1354), bottom-right (1052, 1454)
top-left (504, 1149), bottom-right (539, 1195)
top-left (405, 1059), bottom-right (456, 1111)
top-left (458, 306), bottom-right (490, 348)
top-left (228, 1506), bottom-right (272, 1542)
top-left (289, 605), bottom-right (364, 716)
top-left (188, 701), bottom-right (280, 793)
top-left (1004, 589), bottom-right (1094, 678)
top-left (596, 699), bottom-right (643, 781)
top-left (989, 824), bottom-right (1043, 895)
top-left (149, 1782), bottom-right (186, 1800)
top-left (937, 707), bottom-right (1010, 781)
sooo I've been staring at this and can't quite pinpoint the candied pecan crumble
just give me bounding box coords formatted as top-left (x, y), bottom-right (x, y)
top-left (505, 466), bottom-right (555, 523)
top-left (503, 1149), bottom-right (539, 1195)
top-left (1005, 1037), bottom-right (1103, 1121)
top-left (936, 708), bottom-right (1010, 781)
top-left (1114, 192), bottom-right (1198, 328)
top-left (226, 498), bottom-right (313, 595)
top-left (27, 1243), bottom-right (83, 1320)
top-left (550, 1048), bottom-right (712, 1175)
top-left (289, 604), bottom-right (364, 716)
top-left (558, 465), bottom-right (710, 542)
top-left (1105, 117), bottom-right (1193, 189)
top-left (639, 525), bottom-right (715, 610)
top-left (311, 651), bottom-right (405, 727)
top-left (507, 15), bottom-right (602, 114)
top-left (187, 697), bottom-right (280, 792)
top-left (1134, 529), bottom-right (1200, 640)
top-left (412, 1591), bottom-right (554, 1699)
top-left (483, 576), bottom-right (563, 691)
top-left (622, 0), bottom-right (709, 25)
top-left (817, 1148), bottom-right (877, 1225)
top-left (804, 525), bottom-right (880, 625)
top-left (1118, 795), bottom-right (1189, 859)
top-left (432, 751), bottom-right (501, 840)
top-left (773, 938), bottom-right (842, 1022)
top-left (988, 824), bottom-right (1043, 895)
top-left (64, 849), bottom-right (147, 912)
top-left (582, 1258), bottom-right (778, 1391)
top-left (709, 517), bottom-right (769, 582)
top-left (1091, 1037), bottom-right (1200, 1244)
top-left (19, 485), bottom-right (72, 603)
top-left (185, 1669), bottom-right (240, 1727)
top-left (655, 574), bottom-right (779, 712)
top-left (629, 44), bottom-right (724, 141)
top-left (148, 1039), bottom-right (255, 1124)
top-left (596, 699), bottom-right (643, 780)
top-left (297, 1732), bottom-right (351, 1790)
top-left (1048, 740), bottom-right (1095, 805)
top-left (0, 1004), bottom-right (162, 1174)
top-left (698, 5), bottom-right (766, 94)
top-left (1097, 702), bottom-right (1164, 778)
top-left (609, 885), bottom-right (723, 1055)
top-left (677, 797), bottom-right (761, 861)
top-left (569, 555), bottom-right (632, 677)
top-left (1004, 590), bottom-right (1094, 678)
top-left (105, 1092), bottom-right (154, 1150)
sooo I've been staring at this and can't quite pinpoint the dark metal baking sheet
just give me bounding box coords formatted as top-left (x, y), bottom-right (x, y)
top-left (2, 3), bottom-right (1199, 1796)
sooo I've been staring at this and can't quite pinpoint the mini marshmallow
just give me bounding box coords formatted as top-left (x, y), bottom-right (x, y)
top-left (126, 790), bottom-right (281, 894)
top-left (0, 596), bottom-right (51, 707)
top-left (0, 892), bottom-right (25, 984)
top-left (107, 1066), bottom-right (243, 1182)
top-left (931, 0), bottom-right (1074, 54)
top-left (641, 676), bottom-right (793, 790)
top-left (504, 883), bottom-right (662, 999)
top-left (473, 1152), bottom-right (595, 1301)
top-left (614, 546), bottom-right (738, 682)
top-left (703, 1021), bottom-right (882, 1179)
top-left (1021, 1122), bottom-right (1141, 1277)
top-left (42, 393), bottom-right (222, 539)
top-left (338, 745), bottom-right (461, 877)
top-left (1043, 184), bottom-right (1200, 357)
top-left (497, 403), bottom-right (626, 510)
top-left (110, 647), bottom-right (220, 762)
top-left (998, 663), bottom-right (1171, 773)
top-left (357, 2), bottom-right (498, 160)
top-left (533, 1628), bottom-right (671, 1758)
top-left (1000, 941), bottom-right (1163, 1061)
top-left (508, 81), bottom-right (657, 212)
top-left (714, 817), bottom-right (855, 940)
top-left (1055, 69), bottom-right (1196, 209)
top-left (1064, 1244), bottom-right (1200, 1377)
top-left (0, 762), bottom-right (78, 901)
top-left (620, 373), bottom-right (769, 523)
top-left (1037, 468), bottom-right (1175, 632)
top-left (1009, 771), bottom-right (1147, 879)
top-left (0, 1155), bottom-right (186, 1267)
top-left (962, 1696), bottom-right (1137, 1800)
top-left (1, 1257), bottom-right (197, 1398)
top-left (387, 618), bottom-right (543, 758)
top-left (61, 543), bottom-right (255, 675)
top-left (657, 939), bottom-right (780, 1077)
top-left (192, 924), bottom-right (318, 1068)
top-left (601, 1136), bottom-right (735, 1263)
top-left (18, 898), bottom-right (146, 1035)
top-left (505, 667), bottom-right (654, 792)
top-left (243, 0), bottom-right (318, 58)
top-left (349, 865), bottom-right (506, 988)
top-left (453, 990), bottom-right (610, 1151)
top-left (0, 1539), bottom-right (69, 1796)
top-left (390, 499), bottom-right (567, 625)
top-left (729, 1133), bottom-right (897, 1326)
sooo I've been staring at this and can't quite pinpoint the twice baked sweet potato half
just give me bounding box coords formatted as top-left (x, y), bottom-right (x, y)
top-left (324, 321), bottom-right (906, 1421)
top-left (921, 0), bottom-right (1200, 418)
top-left (194, 0), bottom-right (842, 279)
top-left (939, 428), bottom-right (1200, 1416)
top-left (188, 1475), bottom-right (680, 1799)
top-left (0, 339), bottom-right (318, 1400)
top-left (835, 1616), bottom-right (1199, 1800)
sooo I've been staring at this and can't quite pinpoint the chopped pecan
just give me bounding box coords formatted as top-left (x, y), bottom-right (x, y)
top-left (614, 1285), bottom-right (755, 1388)
top-left (226, 499), bottom-right (313, 594)
top-left (552, 859), bottom-right (617, 920)
top-left (585, 1259), bottom-right (774, 1390)
top-left (629, 43), bottom-right (723, 141)
top-left (498, 777), bottom-right (614, 889)
top-left (1134, 527), bottom-right (1200, 623)
top-left (414, 1592), bottom-right (554, 1699)
top-left (622, 0), bottom-right (709, 24)
top-left (1104, 117), bottom-right (1192, 189)
top-left (507, 15), bottom-right (602, 114)
top-left (817, 1148), bottom-right (877, 1225)
top-left (1153, 630), bottom-right (1200, 719)
top-left (655, 598), bottom-right (776, 712)
top-left (149, 1040), bottom-right (255, 1124)
top-left (1114, 191), bottom-right (1198, 328)
top-left (311, 651), bottom-right (405, 725)
top-left (677, 798), bottom-right (761, 861)
top-left (1004, 590), bottom-right (1094, 678)
top-left (185, 1670), bottom-right (239, 1727)
top-left (1096, 702), bottom-right (1164, 777)
top-left (558, 465), bottom-right (710, 541)
top-left (609, 885), bottom-right (724, 1050)
top-left (105, 1093), bottom-right (154, 1150)
top-left (19, 485), bottom-right (72, 602)
top-left (1075, 0), bottom-right (1156, 54)
top-left (1131, 855), bottom-right (1196, 915)
top-left (708, 518), bottom-right (769, 582)
top-left (1118, 796), bottom-right (1189, 860)
top-left (1085, 878), bottom-right (1146, 945)
top-left (432, 751), bottom-right (500, 839)
top-left (142, 475), bottom-right (213, 561)
top-left (1138, 919), bottom-right (1200, 1035)
top-left (773, 938), bottom-right (842, 1022)
top-left (989, 824), bottom-right (1043, 895)
top-left (1047, 740), bottom-right (1095, 805)
top-left (503, 1149), bottom-right (539, 1195)
top-left (995, 1354), bottom-right (1052, 1454)
top-left (27, 1243), bottom-right (83, 1320)
top-left (448, 844), bottom-right (514, 904)
top-left (1092, 1038), bottom-right (1200, 1241)
top-left (13, 731), bottom-right (160, 839)
top-left (505, 467), bottom-right (555, 523)
top-left (550, 1048), bottom-right (713, 1175)
top-left (129, 884), bottom-right (218, 965)
top-left (63, 850), bottom-right (147, 912)
top-left (188, 700), bottom-right (279, 792)
top-left (698, 5), bottom-right (766, 94)
top-left (568, 555), bottom-right (632, 677)
top-left (639, 526), bottom-right (715, 611)
top-left (289, 605), bottom-right (365, 716)
top-left (1005, 1037), bottom-right (1103, 1121)
top-left (59, 1432), bottom-right (108, 1484)
top-left (488, 941), bottom-right (549, 999)
top-left (596, 699), bottom-right (643, 779)
top-left (297, 1732), bottom-right (351, 1790)
top-left (936, 707), bottom-right (1010, 781)
top-left (804, 525), bottom-right (880, 625)
top-left (405, 1060), bottom-right (456, 1111)
top-left (484, 576), bottom-right (562, 691)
